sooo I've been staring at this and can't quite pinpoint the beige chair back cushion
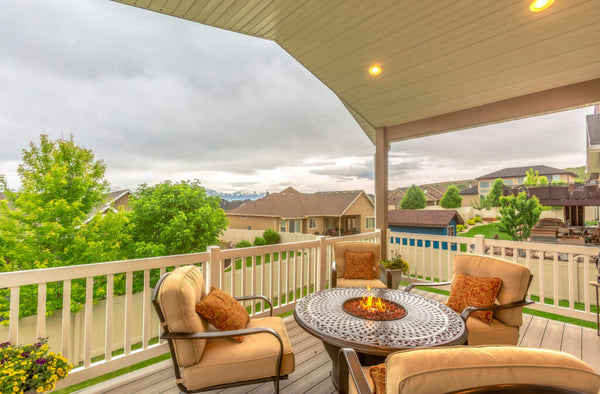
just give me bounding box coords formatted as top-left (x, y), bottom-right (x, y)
top-left (387, 346), bottom-right (600, 394)
top-left (452, 254), bottom-right (531, 327)
top-left (157, 265), bottom-right (209, 367)
top-left (334, 242), bottom-right (380, 278)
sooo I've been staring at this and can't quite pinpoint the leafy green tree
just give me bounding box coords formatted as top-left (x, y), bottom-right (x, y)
top-left (128, 180), bottom-right (228, 256)
top-left (0, 134), bottom-right (129, 322)
top-left (400, 185), bottom-right (427, 209)
top-left (496, 192), bottom-right (542, 241)
top-left (524, 168), bottom-right (540, 186)
top-left (486, 178), bottom-right (504, 207)
top-left (440, 186), bottom-right (462, 208)
top-left (470, 195), bottom-right (489, 210)
top-left (539, 176), bottom-right (548, 186)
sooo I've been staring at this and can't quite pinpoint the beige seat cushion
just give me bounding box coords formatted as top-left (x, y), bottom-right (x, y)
top-left (466, 317), bottom-right (519, 345)
top-left (157, 265), bottom-right (208, 367)
top-left (182, 316), bottom-right (295, 390)
top-left (452, 254), bottom-right (531, 327)
top-left (337, 278), bottom-right (387, 289)
top-left (386, 346), bottom-right (600, 393)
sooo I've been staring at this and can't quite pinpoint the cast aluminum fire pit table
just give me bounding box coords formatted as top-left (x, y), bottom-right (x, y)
top-left (293, 287), bottom-right (468, 389)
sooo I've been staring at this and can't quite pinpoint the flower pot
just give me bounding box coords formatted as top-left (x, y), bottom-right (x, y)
top-left (380, 265), bottom-right (403, 289)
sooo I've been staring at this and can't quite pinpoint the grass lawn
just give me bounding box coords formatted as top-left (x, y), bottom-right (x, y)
top-left (458, 223), bottom-right (512, 240)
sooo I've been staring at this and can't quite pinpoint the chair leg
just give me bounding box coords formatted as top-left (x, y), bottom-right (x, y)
top-left (274, 377), bottom-right (280, 393)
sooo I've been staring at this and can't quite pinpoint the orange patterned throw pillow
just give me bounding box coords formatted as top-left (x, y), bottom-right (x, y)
top-left (369, 364), bottom-right (386, 394)
top-left (344, 251), bottom-right (375, 280)
top-left (447, 273), bottom-right (502, 324)
top-left (195, 287), bottom-right (250, 342)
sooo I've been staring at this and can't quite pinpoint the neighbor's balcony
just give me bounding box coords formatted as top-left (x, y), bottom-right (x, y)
top-left (1, 231), bottom-right (600, 391)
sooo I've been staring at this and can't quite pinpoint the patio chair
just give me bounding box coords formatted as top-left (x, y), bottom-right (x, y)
top-left (332, 242), bottom-right (390, 288)
top-left (338, 346), bottom-right (600, 394)
top-left (405, 254), bottom-right (533, 345)
top-left (152, 265), bottom-right (295, 393)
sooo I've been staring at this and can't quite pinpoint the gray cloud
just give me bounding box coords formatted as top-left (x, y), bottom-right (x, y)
top-left (0, 1), bottom-right (594, 194)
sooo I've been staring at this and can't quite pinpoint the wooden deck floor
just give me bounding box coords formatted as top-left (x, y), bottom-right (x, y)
top-left (77, 290), bottom-right (600, 394)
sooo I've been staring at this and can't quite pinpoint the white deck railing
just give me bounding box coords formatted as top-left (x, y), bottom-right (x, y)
top-left (0, 231), bottom-right (380, 388)
top-left (389, 231), bottom-right (599, 322)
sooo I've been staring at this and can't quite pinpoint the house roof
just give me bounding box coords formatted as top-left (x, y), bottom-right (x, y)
top-left (460, 185), bottom-right (479, 195)
top-left (220, 199), bottom-right (249, 211)
top-left (388, 209), bottom-right (464, 228)
top-left (88, 189), bottom-right (132, 218)
top-left (476, 166), bottom-right (578, 180)
top-left (228, 187), bottom-right (371, 218)
top-left (114, 1), bottom-right (600, 144)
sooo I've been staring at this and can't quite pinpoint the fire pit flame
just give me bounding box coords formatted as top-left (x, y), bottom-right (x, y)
top-left (359, 286), bottom-right (387, 313)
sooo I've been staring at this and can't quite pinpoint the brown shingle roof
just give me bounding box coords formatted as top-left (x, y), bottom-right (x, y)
top-left (228, 187), bottom-right (370, 218)
top-left (388, 209), bottom-right (464, 227)
top-left (476, 165), bottom-right (577, 180)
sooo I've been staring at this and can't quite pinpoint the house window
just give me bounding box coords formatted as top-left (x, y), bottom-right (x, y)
top-left (366, 217), bottom-right (375, 229)
top-left (518, 177), bottom-right (525, 184)
top-left (309, 218), bottom-right (317, 229)
top-left (289, 220), bottom-right (301, 233)
top-left (550, 174), bottom-right (560, 182)
top-left (325, 217), bottom-right (336, 229)
top-left (480, 181), bottom-right (490, 188)
top-left (447, 225), bottom-right (455, 236)
top-left (280, 220), bottom-right (286, 232)
top-left (504, 180), bottom-right (513, 186)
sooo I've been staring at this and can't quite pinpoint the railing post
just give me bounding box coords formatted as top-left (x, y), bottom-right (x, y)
top-left (474, 234), bottom-right (485, 254)
top-left (317, 236), bottom-right (328, 290)
top-left (208, 245), bottom-right (221, 289)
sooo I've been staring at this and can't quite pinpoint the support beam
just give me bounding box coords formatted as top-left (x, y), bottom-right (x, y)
top-left (386, 78), bottom-right (600, 143)
top-left (375, 127), bottom-right (389, 260)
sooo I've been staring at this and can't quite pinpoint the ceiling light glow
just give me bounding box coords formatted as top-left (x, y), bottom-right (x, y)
top-left (530, 0), bottom-right (554, 12)
top-left (368, 65), bottom-right (382, 76)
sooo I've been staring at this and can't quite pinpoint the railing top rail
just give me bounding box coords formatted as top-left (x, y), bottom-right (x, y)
top-left (322, 231), bottom-right (380, 246)
top-left (0, 251), bottom-right (210, 287)
top-left (219, 239), bottom-right (321, 259)
top-left (389, 231), bottom-right (475, 244)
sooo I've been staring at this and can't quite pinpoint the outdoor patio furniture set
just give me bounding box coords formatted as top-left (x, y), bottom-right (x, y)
top-left (153, 242), bottom-right (600, 393)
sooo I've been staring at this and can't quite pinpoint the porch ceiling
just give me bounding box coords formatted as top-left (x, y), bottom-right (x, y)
top-left (112, 0), bottom-right (600, 143)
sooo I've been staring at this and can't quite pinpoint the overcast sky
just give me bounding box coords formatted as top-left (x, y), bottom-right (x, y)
top-left (0, 1), bottom-right (595, 195)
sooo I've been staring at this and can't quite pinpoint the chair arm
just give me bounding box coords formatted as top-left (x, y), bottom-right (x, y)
top-left (405, 281), bottom-right (451, 292)
top-left (332, 267), bottom-right (338, 288)
top-left (338, 348), bottom-right (373, 394)
top-left (162, 326), bottom-right (282, 342)
top-left (235, 295), bottom-right (273, 317)
top-left (460, 299), bottom-right (534, 321)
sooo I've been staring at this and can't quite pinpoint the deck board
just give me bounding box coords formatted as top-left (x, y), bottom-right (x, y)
top-left (76, 291), bottom-right (600, 394)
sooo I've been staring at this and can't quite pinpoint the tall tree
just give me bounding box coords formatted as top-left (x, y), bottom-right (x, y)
top-left (440, 186), bottom-right (462, 208)
top-left (486, 178), bottom-right (504, 207)
top-left (400, 185), bottom-right (427, 209)
top-left (128, 180), bottom-right (228, 257)
top-left (496, 192), bottom-right (542, 241)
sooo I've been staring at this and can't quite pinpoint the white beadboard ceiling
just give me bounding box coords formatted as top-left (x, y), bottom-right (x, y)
top-left (112, 0), bottom-right (600, 144)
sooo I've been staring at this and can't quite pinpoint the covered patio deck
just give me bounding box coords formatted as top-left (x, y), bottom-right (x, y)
top-left (75, 288), bottom-right (600, 394)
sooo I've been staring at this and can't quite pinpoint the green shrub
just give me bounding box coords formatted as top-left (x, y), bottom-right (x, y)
top-left (263, 229), bottom-right (280, 245)
top-left (473, 216), bottom-right (482, 223)
top-left (236, 240), bottom-right (252, 248)
top-left (467, 219), bottom-right (476, 225)
top-left (457, 224), bottom-right (467, 232)
top-left (253, 236), bottom-right (266, 246)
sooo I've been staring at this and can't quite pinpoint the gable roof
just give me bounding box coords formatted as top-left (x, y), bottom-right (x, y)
top-left (460, 185), bottom-right (479, 195)
top-left (388, 209), bottom-right (464, 228)
top-left (476, 165), bottom-right (577, 180)
top-left (228, 187), bottom-right (371, 218)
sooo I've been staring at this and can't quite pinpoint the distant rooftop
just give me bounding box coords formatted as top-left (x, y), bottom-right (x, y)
top-left (476, 165), bottom-right (577, 180)
top-left (388, 209), bottom-right (464, 228)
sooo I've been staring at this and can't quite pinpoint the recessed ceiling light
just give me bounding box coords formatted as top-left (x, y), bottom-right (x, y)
top-left (530, 0), bottom-right (554, 12)
top-left (368, 64), bottom-right (382, 76)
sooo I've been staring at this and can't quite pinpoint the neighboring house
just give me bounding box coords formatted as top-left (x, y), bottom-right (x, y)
top-left (219, 199), bottom-right (249, 211)
top-left (459, 184), bottom-right (479, 207)
top-left (476, 165), bottom-right (578, 196)
top-left (86, 189), bottom-right (132, 222)
top-left (388, 185), bottom-right (446, 209)
top-left (227, 187), bottom-right (375, 235)
top-left (586, 105), bottom-right (600, 180)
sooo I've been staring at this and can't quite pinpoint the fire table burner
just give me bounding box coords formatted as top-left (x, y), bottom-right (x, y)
top-left (294, 287), bottom-right (467, 389)
top-left (342, 297), bottom-right (406, 321)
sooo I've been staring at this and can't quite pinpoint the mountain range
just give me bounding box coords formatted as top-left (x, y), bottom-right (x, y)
top-left (206, 189), bottom-right (265, 201)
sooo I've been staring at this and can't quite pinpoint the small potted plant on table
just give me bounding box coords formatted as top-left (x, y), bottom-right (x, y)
top-left (380, 255), bottom-right (409, 289)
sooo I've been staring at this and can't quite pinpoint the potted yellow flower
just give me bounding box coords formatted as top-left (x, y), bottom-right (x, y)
top-left (380, 255), bottom-right (409, 289)
top-left (0, 338), bottom-right (72, 393)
